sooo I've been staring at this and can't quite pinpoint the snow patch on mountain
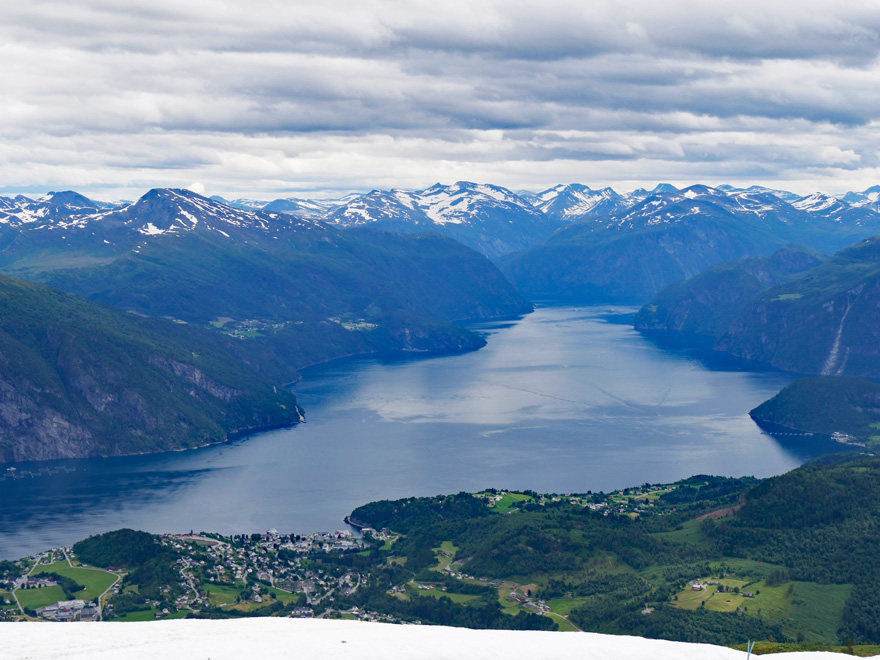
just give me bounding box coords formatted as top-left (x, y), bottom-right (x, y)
top-left (793, 193), bottom-right (842, 213)
top-left (138, 222), bottom-right (166, 236)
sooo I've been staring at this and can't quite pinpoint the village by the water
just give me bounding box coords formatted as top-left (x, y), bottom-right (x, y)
top-left (0, 483), bottom-right (754, 627)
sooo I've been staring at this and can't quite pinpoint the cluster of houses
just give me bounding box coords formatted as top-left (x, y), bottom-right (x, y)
top-left (508, 590), bottom-right (550, 614)
top-left (688, 579), bottom-right (756, 598)
top-left (478, 486), bottom-right (676, 519)
top-left (162, 530), bottom-right (369, 616)
top-left (281, 530), bottom-right (362, 554)
top-left (8, 575), bottom-right (58, 590)
top-left (343, 605), bottom-right (403, 624)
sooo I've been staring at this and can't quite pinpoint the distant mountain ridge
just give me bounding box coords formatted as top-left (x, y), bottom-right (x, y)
top-left (0, 187), bottom-right (531, 373)
top-left (197, 182), bottom-right (880, 268)
top-left (323, 181), bottom-right (557, 259)
top-left (7, 182), bottom-right (880, 301)
top-left (500, 184), bottom-right (880, 301)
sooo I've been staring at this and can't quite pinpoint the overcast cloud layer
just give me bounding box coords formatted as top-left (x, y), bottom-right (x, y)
top-left (3, 0), bottom-right (880, 199)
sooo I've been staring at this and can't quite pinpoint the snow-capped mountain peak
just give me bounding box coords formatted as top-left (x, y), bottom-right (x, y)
top-left (792, 192), bottom-right (846, 214)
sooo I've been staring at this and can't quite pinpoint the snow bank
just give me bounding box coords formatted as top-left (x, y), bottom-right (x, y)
top-left (2, 618), bottom-right (845, 660)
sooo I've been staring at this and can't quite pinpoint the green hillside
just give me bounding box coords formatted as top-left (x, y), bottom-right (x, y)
top-left (635, 245), bottom-right (826, 337)
top-left (343, 457), bottom-right (880, 645)
top-left (750, 376), bottom-right (880, 444)
top-left (717, 237), bottom-right (880, 376)
top-left (38, 228), bottom-right (529, 327)
top-left (0, 274), bottom-right (301, 462)
top-left (28, 227), bottom-right (528, 371)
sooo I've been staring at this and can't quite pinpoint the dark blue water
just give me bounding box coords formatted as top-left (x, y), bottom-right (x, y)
top-left (0, 305), bottom-right (841, 559)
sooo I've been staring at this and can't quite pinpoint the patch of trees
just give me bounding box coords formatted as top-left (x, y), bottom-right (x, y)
top-left (192, 600), bottom-right (287, 619)
top-left (341, 583), bottom-right (556, 631)
top-left (349, 492), bottom-right (490, 534)
top-left (541, 573), bottom-right (648, 601)
top-left (105, 591), bottom-right (152, 619)
top-left (73, 529), bottom-right (169, 569)
top-left (659, 476), bottom-right (755, 507)
top-left (39, 572), bottom-right (85, 599)
top-left (617, 606), bottom-right (787, 646)
top-left (124, 559), bottom-right (181, 600)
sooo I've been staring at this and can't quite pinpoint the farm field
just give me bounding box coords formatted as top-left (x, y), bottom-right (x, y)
top-left (33, 564), bottom-right (117, 600)
top-left (17, 585), bottom-right (67, 610)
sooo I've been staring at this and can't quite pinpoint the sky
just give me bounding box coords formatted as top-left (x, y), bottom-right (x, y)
top-left (3, 0), bottom-right (880, 200)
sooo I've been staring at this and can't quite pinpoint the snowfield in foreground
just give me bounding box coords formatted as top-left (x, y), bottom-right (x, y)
top-left (4, 618), bottom-right (846, 659)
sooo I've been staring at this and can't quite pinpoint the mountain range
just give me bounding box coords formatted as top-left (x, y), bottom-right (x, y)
top-left (0, 188), bottom-right (531, 462)
top-left (501, 184), bottom-right (880, 301)
top-left (195, 182), bottom-right (880, 300)
top-left (6, 180), bottom-right (880, 460)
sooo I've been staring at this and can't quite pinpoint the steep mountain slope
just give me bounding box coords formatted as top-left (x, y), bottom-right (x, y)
top-left (326, 182), bottom-right (558, 258)
top-left (0, 189), bottom-right (530, 371)
top-left (0, 274), bottom-right (300, 463)
top-left (634, 245), bottom-right (827, 337)
top-left (528, 184), bottom-right (629, 222)
top-left (716, 236), bottom-right (880, 377)
top-left (633, 235), bottom-right (880, 378)
top-left (502, 186), bottom-right (791, 300)
top-left (501, 184), bottom-right (880, 301)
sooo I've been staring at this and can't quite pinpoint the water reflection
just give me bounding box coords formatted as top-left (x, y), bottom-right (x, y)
top-left (0, 305), bottom-right (844, 559)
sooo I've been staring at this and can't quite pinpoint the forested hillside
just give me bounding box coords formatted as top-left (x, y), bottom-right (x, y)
top-left (0, 274), bottom-right (301, 462)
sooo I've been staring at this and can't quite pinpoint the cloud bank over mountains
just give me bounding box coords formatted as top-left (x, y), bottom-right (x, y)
top-left (4, 0), bottom-right (880, 198)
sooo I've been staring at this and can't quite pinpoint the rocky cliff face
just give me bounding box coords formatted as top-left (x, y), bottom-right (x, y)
top-left (0, 275), bottom-right (301, 463)
top-left (718, 273), bottom-right (880, 377)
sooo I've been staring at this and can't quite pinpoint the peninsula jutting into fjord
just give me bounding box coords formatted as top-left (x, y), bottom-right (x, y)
top-left (5, 0), bottom-right (880, 657)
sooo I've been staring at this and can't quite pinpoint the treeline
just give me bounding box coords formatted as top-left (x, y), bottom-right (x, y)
top-left (658, 475), bottom-right (756, 506)
top-left (616, 607), bottom-right (787, 646)
top-left (349, 492), bottom-right (490, 534)
top-left (440, 508), bottom-right (710, 579)
top-left (340, 581), bottom-right (555, 631)
top-left (73, 529), bottom-right (169, 569)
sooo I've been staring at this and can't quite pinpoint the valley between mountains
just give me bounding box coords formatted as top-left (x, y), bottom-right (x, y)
top-left (6, 179), bottom-right (880, 650)
top-left (4, 180), bottom-right (880, 461)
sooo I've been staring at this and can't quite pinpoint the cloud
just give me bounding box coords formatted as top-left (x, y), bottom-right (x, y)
top-left (2, 0), bottom-right (880, 198)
